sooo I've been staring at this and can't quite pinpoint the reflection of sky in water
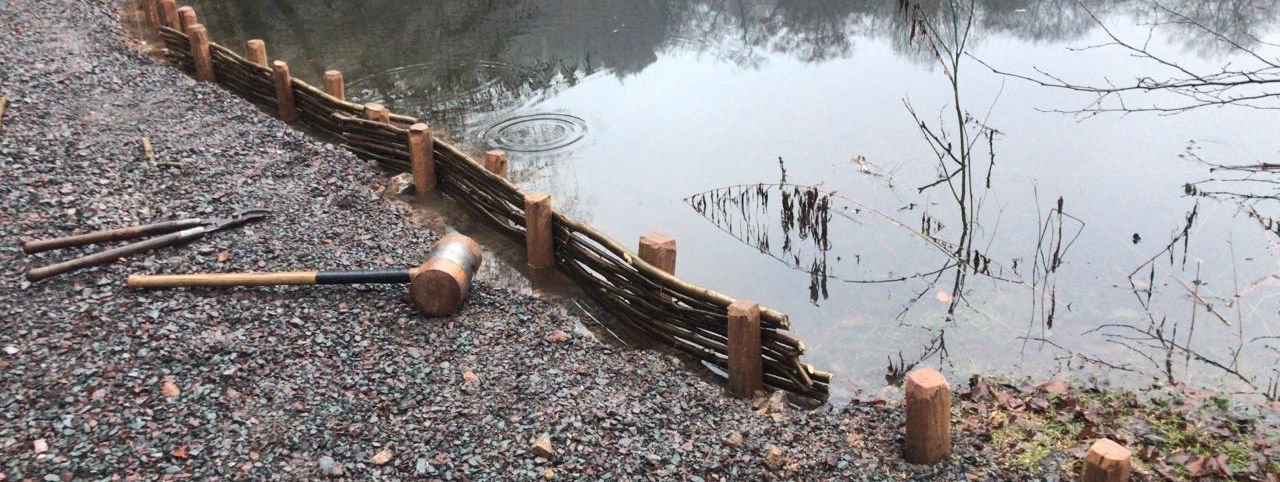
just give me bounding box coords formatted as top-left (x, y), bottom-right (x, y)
top-left (190, 0), bottom-right (1280, 402)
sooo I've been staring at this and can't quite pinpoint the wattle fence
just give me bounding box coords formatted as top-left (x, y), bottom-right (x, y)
top-left (150, 1), bottom-right (830, 402)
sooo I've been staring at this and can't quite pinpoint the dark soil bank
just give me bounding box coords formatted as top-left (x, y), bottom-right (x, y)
top-left (0, 1), bottom-right (1048, 480)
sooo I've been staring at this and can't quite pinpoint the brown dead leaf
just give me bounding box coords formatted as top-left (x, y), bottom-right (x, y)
top-left (1038, 379), bottom-right (1069, 397)
top-left (171, 445), bottom-right (189, 459)
top-left (161, 379), bottom-right (180, 398)
top-left (217, 251), bottom-right (231, 262)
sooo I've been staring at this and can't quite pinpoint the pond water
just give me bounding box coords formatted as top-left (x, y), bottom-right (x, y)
top-left (183, 0), bottom-right (1280, 402)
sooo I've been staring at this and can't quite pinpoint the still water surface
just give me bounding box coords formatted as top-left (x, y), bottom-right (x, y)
top-left (185, 0), bottom-right (1280, 401)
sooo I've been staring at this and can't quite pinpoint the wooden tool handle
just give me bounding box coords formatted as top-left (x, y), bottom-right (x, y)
top-left (128, 271), bottom-right (319, 288)
top-left (21, 218), bottom-right (205, 254)
top-left (26, 227), bottom-right (205, 282)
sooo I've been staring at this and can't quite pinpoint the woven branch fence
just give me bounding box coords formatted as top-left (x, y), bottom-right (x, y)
top-left (158, 20), bottom-right (831, 402)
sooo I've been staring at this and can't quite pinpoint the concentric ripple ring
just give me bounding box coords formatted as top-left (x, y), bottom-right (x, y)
top-left (482, 113), bottom-right (587, 152)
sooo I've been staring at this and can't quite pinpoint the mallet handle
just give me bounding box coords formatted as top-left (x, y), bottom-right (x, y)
top-left (127, 269), bottom-right (412, 288)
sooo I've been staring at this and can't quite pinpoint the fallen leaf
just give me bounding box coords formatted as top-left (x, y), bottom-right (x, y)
top-left (161, 380), bottom-right (181, 398)
top-left (1038, 380), bottom-right (1069, 397)
top-left (935, 291), bottom-right (953, 304)
top-left (462, 371), bottom-right (478, 383)
top-left (171, 446), bottom-right (189, 459)
top-left (545, 330), bottom-right (570, 343)
top-left (217, 251), bottom-right (231, 262)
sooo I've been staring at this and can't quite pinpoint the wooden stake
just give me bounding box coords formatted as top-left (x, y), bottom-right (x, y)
top-left (0, 97), bottom-right (7, 130)
top-left (1082, 438), bottom-right (1131, 482)
top-left (363, 103), bottom-right (389, 124)
top-left (186, 24), bottom-right (214, 82)
top-left (524, 193), bottom-right (554, 269)
top-left (409, 123), bottom-right (435, 196)
top-left (141, 0), bottom-right (158, 27)
top-left (323, 70), bottom-right (345, 101)
top-left (176, 6), bottom-right (196, 34)
top-left (727, 299), bottom-right (762, 398)
top-left (271, 61), bottom-right (298, 121)
top-left (483, 150), bottom-right (509, 178)
top-left (638, 232), bottom-right (677, 274)
top-left (245, 39), bottom-right (267, 67)
top-left (904, 368), bottom-right (951, 464)
top-left (140, 137), bottom-right (154, 159)
top-left (159, 0), bottom-right (178, 30)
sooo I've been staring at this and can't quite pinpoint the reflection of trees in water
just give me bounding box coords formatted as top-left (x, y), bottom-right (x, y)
top-left (191, 0), bottom-right (1279, 132)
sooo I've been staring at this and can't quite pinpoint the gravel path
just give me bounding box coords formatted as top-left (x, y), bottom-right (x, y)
top-left (0, 1), bottom-right (1051, 480)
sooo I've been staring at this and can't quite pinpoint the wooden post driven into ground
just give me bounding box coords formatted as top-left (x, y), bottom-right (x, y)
top-left (727, 299), bottom-right (762, 398)
top-left (524, 193), bottom-right (553, 269)
top-left (484, 150), bottom-right (509, 178)
top-left (904, 368), bottom-right (951, 464)
top-left (364, 103), bottom-right (390, 124)
top-left (158, 0), bottom-right (178, 30)
top-left (141, 0), bottom-right (158, 27)
top-left (324, 70), bottom-right (345, 101)
top-left (638, 232), bottom-right (677, 274)
top-left (245, 39), bottom-right (267, 67)
top-left (186, 24), bottom-right (214, 82)
top-left (176, 6), bottom-right (196, 33)
top-left (409, 123), bottom-right (435, 196)
top-left (1083, 438), bottom-right (1131, 482)
top-left (271, 61), bottom-right (298, 121)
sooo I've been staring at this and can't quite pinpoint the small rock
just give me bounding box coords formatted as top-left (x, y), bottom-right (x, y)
top-left (543, 467), bottom-right (555, 479)
top-left (462, 371), bottom-right (478, 383)
top-left (415, 458), bottom-right (429, 474)
top-left (385, 173), bottom-right (415, 195)
top-left (2, 345), bottom-right (17, 355)
top-left (531, 434), bottom-right (555, 459)
top-left (33, 439), bottom-right (48, 454)
top-left (545, 330), bottom-right (570, 343)
top-left (318, 455), bottom-right (334, 471)
top-left (722, 432), bottom-right (743, 447)
top-left (371, 449), bottom-right (393, 466)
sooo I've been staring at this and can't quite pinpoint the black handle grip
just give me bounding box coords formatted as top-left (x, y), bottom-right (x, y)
top-left (315, 270), bottom-right (412, 285)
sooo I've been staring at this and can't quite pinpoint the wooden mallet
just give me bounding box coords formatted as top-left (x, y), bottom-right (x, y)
top-left (127, 233), bottom-right (482, 317)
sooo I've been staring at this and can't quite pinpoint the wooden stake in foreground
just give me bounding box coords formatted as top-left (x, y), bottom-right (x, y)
top-left (0, 97), bottom-right (8, 130)
top-left (245, 39), bottom-right (267, 67)
top-left (904, 367), bottom-right (951, 464)
top-left (323, 70), bottom-right (345, 100)
top-left (186, 24), bottom-right (214, 82)
top-left (128, 233), bottom-right (482, 317)
top-left (1082, 438), bottom-right (1131, 482)
top-left (524, 193), bottom-right (553, 269)
top-left (364, 103), bottom-right (390, 124)
top-left (271, 61), bottom-right (298, 121)
top-left (408, 123), bottom-right (435, 196)
top-left (727, 299), bottom-right (762, 398)
top-left (638, 232), bottom-right (677, 275)
top-left (484, 150), bottom-right (509, 178)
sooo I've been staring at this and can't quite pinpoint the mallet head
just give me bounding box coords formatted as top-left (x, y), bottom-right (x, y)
top-left (410, 233), bottom-right (483, 317)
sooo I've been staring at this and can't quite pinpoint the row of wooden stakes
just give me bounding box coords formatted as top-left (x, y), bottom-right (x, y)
top-left (903, 368), bottom-right (1133, 480)
top-left (138, 0), bottom-right (776, 400)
